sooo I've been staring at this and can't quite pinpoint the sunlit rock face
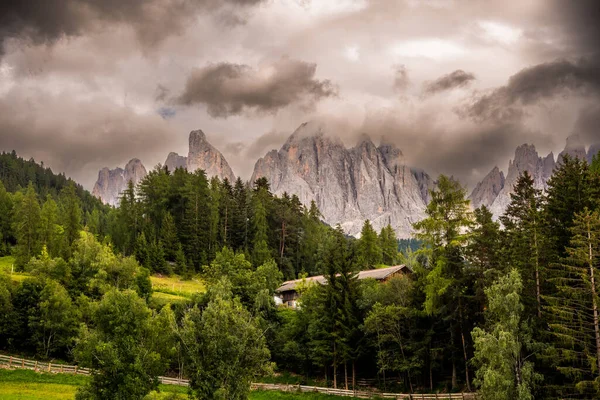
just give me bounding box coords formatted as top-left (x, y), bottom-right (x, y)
top-left (92, 158), bottom-right (147, 206)
top-left (164, 152), bottom-right (187, 172)
top-left (187, 129), bottom-right (235, 183)
top-left (251, 121), bottom-right (429, 238)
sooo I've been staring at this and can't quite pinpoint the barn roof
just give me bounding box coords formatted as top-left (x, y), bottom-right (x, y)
top-left (276, 265), bottom-right (409, 293)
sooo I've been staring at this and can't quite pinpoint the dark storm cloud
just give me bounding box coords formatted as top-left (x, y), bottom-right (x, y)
top-left (461, 56), bottom-right (600, 123)
top-left (176, 58), bottom-right (338, 118)
top-left (0, 87), bottom-right (174, 188)
top-left (423, 70), bottom-right (475, 95)
top-left (0, 0), bottom-right (265, 53)
top-left (572, 106), bottom-right (600, 144)
top-left (547, 0), bottom-right (600, 56)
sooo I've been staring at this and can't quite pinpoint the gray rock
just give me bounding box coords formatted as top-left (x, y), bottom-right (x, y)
top-left (251, 121), bottom-right (427, 238)
top-left (469, 166), bottom-right (505, 210)
top-left (411, 168), bottom-right (435, 205)
top-left (187, 130), bottom-right (235, 182)
top-left (92, 158), bottom-right (147, 206)
top-left (164, 152), bottom-right (187, 171)
top-left (489, 144), bottom-right (554, 218)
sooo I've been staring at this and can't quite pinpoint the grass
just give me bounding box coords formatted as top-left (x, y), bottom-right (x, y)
top-left (0, 256), bottom-right (31, 284)
top-left (0, 369), bottom-right (347, 400)
top-left (150, 275), bottom-right (206, 299)
top-left (150, 291), bottom-right (191, 307)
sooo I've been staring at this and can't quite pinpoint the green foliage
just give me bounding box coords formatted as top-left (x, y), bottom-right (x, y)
top-left (379, 224), bottom-right (398, 266)
top-left (181, 279), bottom-right (273, 400)
top-left (472, 269), bottom-right (541, 400)
top-left (59, 183), bottom-right (83, 255)
top-left (75, 289), bottom-right (170, 400)
top-left (357, 220), bottom-right (382, 269)
top-left (12, 183), bottom-right (42, 267)
top-left (30, 279), bottom-right (80, 358)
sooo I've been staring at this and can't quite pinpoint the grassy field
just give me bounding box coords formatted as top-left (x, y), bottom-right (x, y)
top-left (0, 256), bottom-right (30, 283)
top-left (150, 275), bottom-right (205, 299)
top-left (0, 369), bottom-right (346, 400)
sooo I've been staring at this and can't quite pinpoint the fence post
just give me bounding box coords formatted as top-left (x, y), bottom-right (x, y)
top-left (8, 356), bottom-right (12, 367)
top-left (34, 361), bottom-right (38, 372)
top-left (60, 365), bottom-right (63, 373)
top-left (48, 362), bottom-right (52, 372)
top-left (75, 366), bottom-right (78, 374)
top-left (462, 393), bottom-right (466, 400)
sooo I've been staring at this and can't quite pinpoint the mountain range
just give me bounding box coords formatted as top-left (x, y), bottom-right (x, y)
top-left (92, 123), bottom-right (599, 237)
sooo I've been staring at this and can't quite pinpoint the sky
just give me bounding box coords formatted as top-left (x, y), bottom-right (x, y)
top-left (0, 0), bottom-right (599, 190)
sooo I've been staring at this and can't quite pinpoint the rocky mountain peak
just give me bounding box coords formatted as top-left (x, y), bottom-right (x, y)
top-left (468, 166), bottom-right (505, 210)
top-left (485, 143), bottom-right (554, 218)
top-left (187, 129), bottom-right (236, 182)
top-left (92, 158), bottom-right (147, 206)
top-left (164, 152), bottom-right (187, 171)
top-left (251, 122), bottom-right (427, 238)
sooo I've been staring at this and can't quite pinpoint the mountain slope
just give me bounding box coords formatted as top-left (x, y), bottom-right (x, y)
top-left (251, 122), bottom-right (428, 238)
top-left (92, 158), bottom-right (147, 206)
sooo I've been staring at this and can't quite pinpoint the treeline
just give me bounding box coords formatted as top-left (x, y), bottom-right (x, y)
top-left (106, 166), bottom-right (399, 279)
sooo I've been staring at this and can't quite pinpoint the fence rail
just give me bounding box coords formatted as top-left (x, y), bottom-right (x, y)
top-left (0, 354), bottom-right (476, 399)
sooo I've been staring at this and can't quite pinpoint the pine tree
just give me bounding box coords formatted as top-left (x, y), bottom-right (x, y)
top-left (468, 205), bottom-right (503, 315)
top-left (40, 194), bottom-right (63, 257)
top-left (59, 182), bottom-right (82, 254)
top-left (252, 192), bottom-right (271, 269)
top-left (12, 183), bottom-right (42, 267)
top-left (380, 224), bottom-right (398, 266)
top-left (135, 232), bottom-right (150, 269)
top-left (412, 175), bottom-right (473, 390)
top-left (500, 172), bottom-right (545, 320)
top-left (160, 212), bottom-right (179, 261)
top-left (357, 220), bottom-right (382, 269)
top-left (0, 180), bottom-right (14, 255)
top-left (182, 170), bottom-right (210, 270)
top-left (546, 208), bottom-right (600, 396)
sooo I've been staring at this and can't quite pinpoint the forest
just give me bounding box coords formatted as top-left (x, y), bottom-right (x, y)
top-left (1, 149), bottom-right (600, 400)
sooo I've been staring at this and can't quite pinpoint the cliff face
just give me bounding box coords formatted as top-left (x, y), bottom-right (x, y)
top-left (187, 130), bottom-right (235, 182)
top-left (488, 144), bottom-right (555, 217)
top-left (468, 166), bottom-right (505, 210)
top-left (164, 152), bottom-right (187, 171)
top-left (92, 158), bottom-right (147, 206)
top-left (558, 134), bottom-right (587, 163)
top-left (251, 122), bottom-right (427, 238)
top-left (588, 143), bottom-right (600, 164)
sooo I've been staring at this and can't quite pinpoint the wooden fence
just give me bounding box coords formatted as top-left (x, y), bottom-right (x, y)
top-left (0, 354), bottom-right (476, 399)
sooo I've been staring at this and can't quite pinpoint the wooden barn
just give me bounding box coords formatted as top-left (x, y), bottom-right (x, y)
top-left (275, 264), bottom-right (411, 308)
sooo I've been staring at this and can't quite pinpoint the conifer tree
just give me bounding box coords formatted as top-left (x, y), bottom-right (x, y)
top-left (160, 212), bottom-right (179, 261)
top-left (40, 194), bottom-right (63, 257)
top-left (357, 220), bottom-right (382, 269)
top-left (59, 182), bottom-right (82, 253)
top-left (12, 183), bottom-right (42, 266)
top-left (380, 224), bottom-right (398, 265)
top-left (412, 175), bottom-right (473, 390)
top-left (0, 180), bottom-right (13, 255)
top-left (252, 192), bottom-right (271, 269)
top-left (546, 208), bottom-right (600, 396)
top-left (501, 172), bottom-right (545, 319)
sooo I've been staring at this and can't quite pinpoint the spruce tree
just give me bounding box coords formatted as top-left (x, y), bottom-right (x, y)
top-left (252, 192), bottom-right (271, 269)
top-left (357, 220), bottom-right (382, 269)
top-left (546, 208), bottom-right (600, 396)
top-left (380, 224), bottom-right (398, 266)
top-left (59, 182), bottom-right (82, 254)
top-left (12, 183), bottom-right (42, 267)
top-left (500, 171), bottom-right (545, 320)
top-left (0, 180), bottom-right (13, 255)
top-left (40, 194), bottom-right (63, 257)
top-left (160, 212), bottom-right (179, 261)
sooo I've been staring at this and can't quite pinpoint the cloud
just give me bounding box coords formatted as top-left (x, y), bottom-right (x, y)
top-left (0, 86), bottom-right (175, 188)
top-left (393, 65), bottom-right (409, 92)
top-left (461, 56), bottom-right (600, 123)
top-left (176, 58), bottom-right (338, 117)
top-left (0, 0), bottom-right (265, 54)
top-left (423, 69), bottom-right (475, 95)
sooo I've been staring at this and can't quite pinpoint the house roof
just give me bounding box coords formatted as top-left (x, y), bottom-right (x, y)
top-left (276, 265), bottom-right (409, 293)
